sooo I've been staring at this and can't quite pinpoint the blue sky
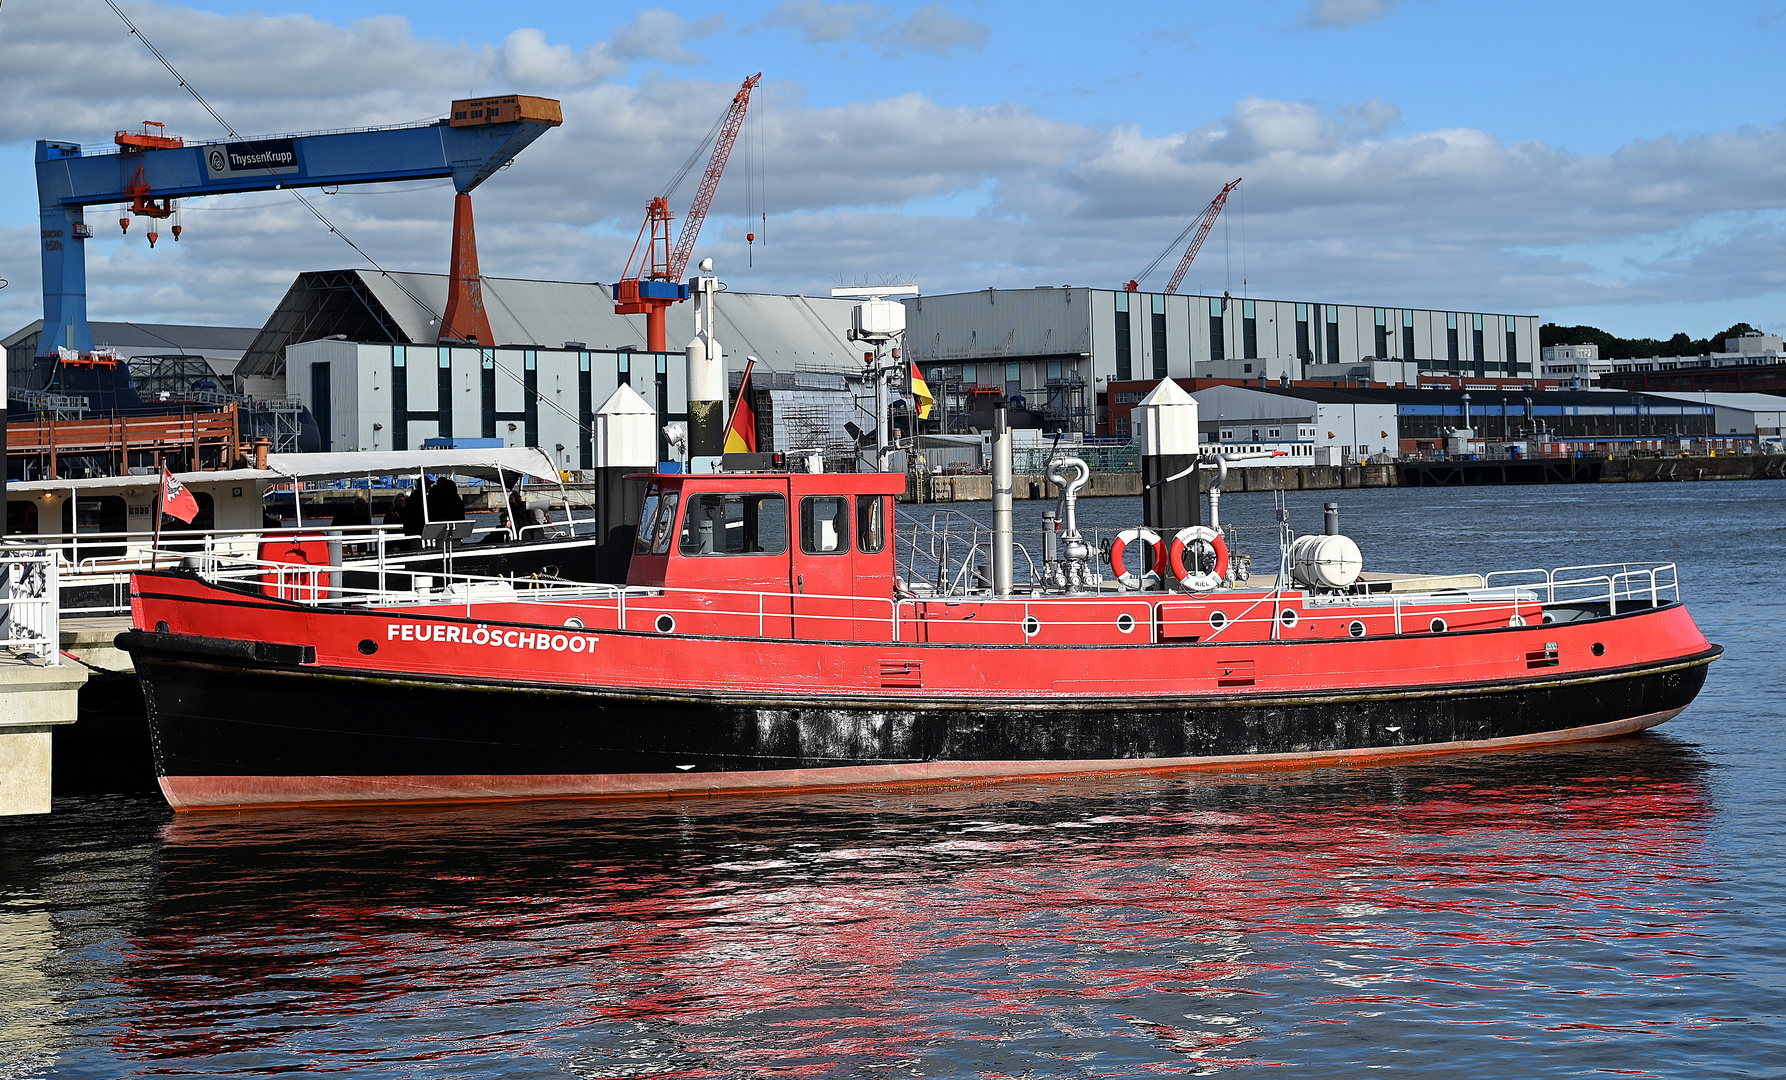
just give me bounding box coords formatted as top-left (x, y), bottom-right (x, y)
top-left (5, 0), bottom-right (1786, 340)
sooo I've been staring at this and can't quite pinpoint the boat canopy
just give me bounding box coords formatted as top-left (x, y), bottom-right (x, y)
top-left (264, 448), bottom-right (563, 484)
top-left (6, 468), bottom-right (273, 496)
top-left (6, 448), bottom-right (564, 498)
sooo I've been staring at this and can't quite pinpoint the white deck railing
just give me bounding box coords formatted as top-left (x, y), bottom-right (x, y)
top-left (142, 548), bottom-right (1680, 650)
top-left (0, 549), bottom-right (61, 662)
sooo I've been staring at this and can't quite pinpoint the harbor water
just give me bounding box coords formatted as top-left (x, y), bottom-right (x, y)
top-left (2, 481), bottom-right (1783, 1077)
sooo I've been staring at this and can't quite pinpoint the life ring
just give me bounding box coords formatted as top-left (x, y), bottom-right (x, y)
top-left (1169, 526), bottom-right (1229, 592)
top-left (1109, 527), bottom-right (1164, 590)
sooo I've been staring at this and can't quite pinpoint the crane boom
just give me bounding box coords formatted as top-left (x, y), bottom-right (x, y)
top-left (1124, 177), bottom-right (1241, 294)
top-left (670, 74), bottom-right (759, 283)
top-left (614, 73), bottom-right (761, 353)
top-left (1165, 178), bottom-right (1240, 295)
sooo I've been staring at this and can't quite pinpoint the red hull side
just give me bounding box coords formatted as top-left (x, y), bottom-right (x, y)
top-left (130, 573), bottom-right (1713, 706)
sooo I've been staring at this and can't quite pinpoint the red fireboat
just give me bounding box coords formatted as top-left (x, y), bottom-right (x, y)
top-left (119, 437), bottom-right (1718, 810)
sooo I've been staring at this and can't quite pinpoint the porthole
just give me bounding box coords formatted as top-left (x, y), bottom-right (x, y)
top-left (1348, 620), bottom-right (1366, 638)
top-left (1508, 615), bottom-right (1526, 628)
top-left (1430, 617), bottom-right (1447, 634)
top-left (1209, 611), bottom-right (1228, 631)
top-left (1023, 615), bottom-right (1041, 637)
top-left (655, 614), bottom-right (676, 634)
top-left (1280, 609), bottom-right (1299, 628)
top-left (155, 620), bottom-right (169, 633)
top-left (357, 639), bottom-right (378, 655)
top-left (1592, 642), bottom-right (1605, 657)
top-left (1116, 612), bottom-right (1136, 634)
top-left (564, 617), bottom-right (585, 629)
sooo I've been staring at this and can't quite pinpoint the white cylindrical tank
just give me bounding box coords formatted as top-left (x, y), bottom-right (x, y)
top-left (1287, 534), bottom-right (1363, 590)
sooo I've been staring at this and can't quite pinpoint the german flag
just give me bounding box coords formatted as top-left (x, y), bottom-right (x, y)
top-left (723, 357), bottom-right (759, 453)
top-left (909, 362), bottom-right (934, 420)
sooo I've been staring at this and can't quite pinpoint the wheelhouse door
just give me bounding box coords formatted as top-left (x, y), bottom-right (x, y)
top-left (792, 494), bottom-right (855, 640)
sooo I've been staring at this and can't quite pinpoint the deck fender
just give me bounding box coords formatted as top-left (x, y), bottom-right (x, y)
top-left (115, 629), bottom-right (316, 667)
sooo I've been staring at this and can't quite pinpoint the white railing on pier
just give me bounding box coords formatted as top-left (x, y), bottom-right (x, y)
top-left (0, 548), bottom-right (61, 662)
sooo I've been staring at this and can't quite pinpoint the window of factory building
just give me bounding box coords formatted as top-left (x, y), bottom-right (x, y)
top-left (679, 493), bottom-right (788, 556)
top-left (1005, 362), bottom-right (1021, 399)
top-left (1243, 299), bottom-right (1258, 359)
top-left (1296, 303), bottom-right (1311, 361)
top-left (1447, 312), bottom-right (1460, 372)
top-left (1326, 305), bottom-right (1340, 365)
top-left (311, 363), bottom-right (332, 452)
top-left (1374, 309), bottom-right (1388, 358)
top-left (1151, 294), bottom-right (1168, 378)
top-left (1114, 291), bottom-right (1132, 381)
top-left (1403, 309), bottom-right (1415, 361)
top-left (1209, 296), bottom-right (1225, 361)
top-left (1472, 314), bottom-right (1486, 379)
top-left (1506, 315), bottom-right (1521, 373)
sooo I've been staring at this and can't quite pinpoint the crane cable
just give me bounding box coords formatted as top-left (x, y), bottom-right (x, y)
top-left (102, 0), bottom-right (445, 324)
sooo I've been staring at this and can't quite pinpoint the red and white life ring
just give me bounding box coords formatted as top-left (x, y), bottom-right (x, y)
top-left (1169, 526), bottom-right (1229, 592)
top-left (1109, 527), bottom-right (1165, 590)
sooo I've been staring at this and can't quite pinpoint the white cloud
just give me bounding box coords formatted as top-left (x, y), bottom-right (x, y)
top-left (1300, 0), bottom-right (1400, 29)
top-left (607, 9), bottom-right (725, 65)
top-left (761, 1), bottom-right (990, 57)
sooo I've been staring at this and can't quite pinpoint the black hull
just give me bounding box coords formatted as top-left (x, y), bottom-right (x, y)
top-left (123, 630), bottom-right (1719, 807)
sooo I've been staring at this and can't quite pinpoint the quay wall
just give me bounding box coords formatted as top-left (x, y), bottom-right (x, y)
top-left (477, 456), bottom-right (1783, 508)
top-left (904, 465), bottom-right (1392, 503)
top-left (894, 455), bottom-right (1783, 502)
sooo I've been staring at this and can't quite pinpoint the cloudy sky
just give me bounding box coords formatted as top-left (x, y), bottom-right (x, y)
top-left (4, 0), bottom-right (1785, 339)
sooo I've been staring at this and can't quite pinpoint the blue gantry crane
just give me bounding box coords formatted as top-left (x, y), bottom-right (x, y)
top-left (34, 95), bottom-right (562, 358)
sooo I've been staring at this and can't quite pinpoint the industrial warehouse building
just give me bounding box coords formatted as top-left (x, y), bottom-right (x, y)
top-left (1178, 383), bottom-right (1733, 460)
top-left (902, 287), bottom-right (1543, 437)
top-left (273, 270), bottom-right (878, 464)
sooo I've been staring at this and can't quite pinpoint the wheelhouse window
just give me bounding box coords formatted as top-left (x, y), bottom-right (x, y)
top-left (856, 495), bottom-right (886, 554)
top-left (678, 492), bottom-right (788, 555)
top-left (634, 488), bottom-right (681, 556)
top-left (799, 496), bottom-right (850, 555)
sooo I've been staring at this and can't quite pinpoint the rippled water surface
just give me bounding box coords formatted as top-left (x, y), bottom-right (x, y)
top-left (3, 481), bottom-right (1783, 1077)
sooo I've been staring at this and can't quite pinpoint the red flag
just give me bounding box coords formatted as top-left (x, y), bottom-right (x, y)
top-left (160, 466), bottom-right (200, 523)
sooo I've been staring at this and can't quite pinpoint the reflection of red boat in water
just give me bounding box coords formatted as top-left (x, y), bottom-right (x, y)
top-left (113, 744), bottom-right (1720, 1071)
top-left (117, 436), bottom-right (1721, 809)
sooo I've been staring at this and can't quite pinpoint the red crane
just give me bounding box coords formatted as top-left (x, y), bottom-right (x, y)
top-left (1125, 177), bottom-right (1242, 294)
top-left (614, 73), bottom-right (761, 352)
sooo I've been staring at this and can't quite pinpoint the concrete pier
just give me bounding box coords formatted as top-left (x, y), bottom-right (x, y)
top-left (0, 656), bottom-right (88, 815)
